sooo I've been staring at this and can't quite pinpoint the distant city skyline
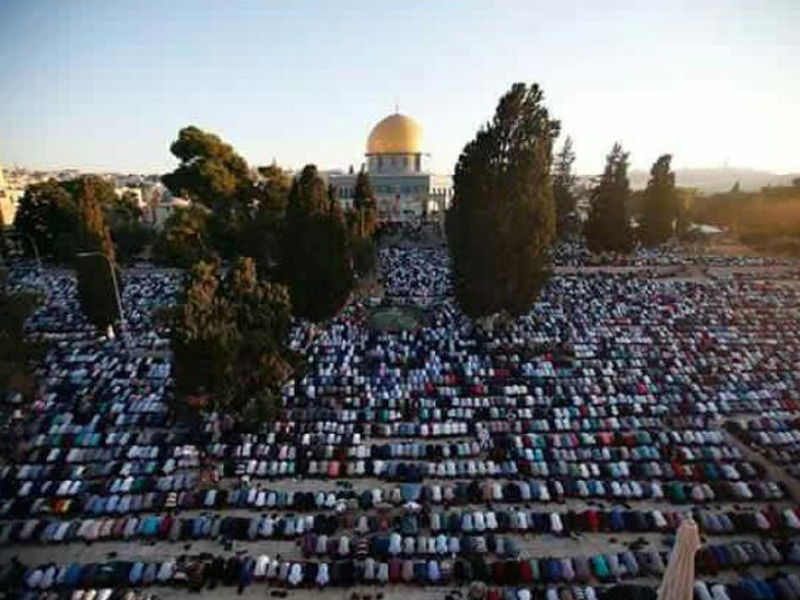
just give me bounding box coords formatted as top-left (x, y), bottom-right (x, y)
top-left (0, 0), bottom-right (798, 176)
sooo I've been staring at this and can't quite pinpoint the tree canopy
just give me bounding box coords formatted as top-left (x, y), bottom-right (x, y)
top-left (14, 175), bottom-right (120, 264)
top-left (162, 126), bottom-right (253, 211)
top-left (353, 169), bottom-right (378, 239)
top-left (282, 165), bottom-right (354, 321)
top-left (61, 175), bottom-right (117, 209)
top-left (154, 205), bottom-right (212, 269)
top-left (107, 193), bottom-right (151, 265)
top-left (0, 271), bottom-right (43, 400)
top-left (74, 176), bottom-right (116, 259)
top-left (171, 258), bottom-right (294, 423)
top-left (553, 137), bottom-right (578, 239)
top-left (75, 253), bottom-right (121, 333)
top-left (14, 180), bottom-right (78, 261)
top-left (640, 154), bottom-right (677, 246)
top-left (689, 180), bottom-right (800, 256)
top-left (243, 164), bottom-right (293, 277)
top-left (585, 142), bottom-right (634, 253)
top-left (73, 178), bottom-right (121, 333)
top-left (446, 82), bottom-right (560, 318)
top-left (162, 126), bottom-right (259, 259)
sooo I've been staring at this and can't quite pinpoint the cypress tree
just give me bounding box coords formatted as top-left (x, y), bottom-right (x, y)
top-left (641, 154), bottom-right (677, 246)
top-left (282, 165), bottom-right (353, 321)
top-left (171, 260), bottom-right (236, 412)
top-left (74, 176), bottom-right (116, 259)
top-left (446, 83), bottom-right (560, 318)
top-left (553, 137), bottom-right (578, 239)
top-left (585, 142), bottom-right (634, 253)
top-left (73, 176), bottom-right (121, 332)
top-left (353, 168), bottom-right (378, 238)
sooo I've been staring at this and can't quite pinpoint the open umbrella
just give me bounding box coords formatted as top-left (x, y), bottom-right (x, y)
top-left (657, 517), bottom-right (701, 600)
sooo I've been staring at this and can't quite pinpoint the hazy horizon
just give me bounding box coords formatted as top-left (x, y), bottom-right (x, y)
top-left (1, 0), bottom-right (798, 176)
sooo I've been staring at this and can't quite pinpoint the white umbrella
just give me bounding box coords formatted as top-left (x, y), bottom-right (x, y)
top-left (657, 517), bottom-right (701, 600)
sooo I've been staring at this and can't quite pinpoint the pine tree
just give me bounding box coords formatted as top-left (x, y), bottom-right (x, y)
top-left (585, 142), bottom-right (634, 253)
top-left (446, 83), bottom-right (560, 317)
top-left (641, 154), bottom-right (677, 246)
top-left (162, 126), bottom-right (253, 211)
top-left (282, 165), bottom-right (353, 321)
top-left (553, 137), bottom-right (578, 239)
top-left (162, 126), bottom-right (256, 258)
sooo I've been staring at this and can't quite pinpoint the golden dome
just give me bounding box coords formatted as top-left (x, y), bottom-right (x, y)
top-left (366, 113), bottom-right (424, 155)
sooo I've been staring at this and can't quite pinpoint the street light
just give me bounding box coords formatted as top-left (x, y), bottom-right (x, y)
top-left (76, 251), bottom-right (129, 349)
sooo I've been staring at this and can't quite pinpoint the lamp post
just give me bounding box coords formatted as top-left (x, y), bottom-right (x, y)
top-left (76, 251), bottom-right (129, 349)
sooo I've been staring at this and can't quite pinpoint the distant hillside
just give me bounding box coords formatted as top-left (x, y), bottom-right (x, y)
top-left (579, 168), bottom-right (799, 194)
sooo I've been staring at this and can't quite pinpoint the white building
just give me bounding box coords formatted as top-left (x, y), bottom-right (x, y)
top-left (328, 112), bottom-right (452, 224)
top-left (0, 143), bottom-right (24, 226)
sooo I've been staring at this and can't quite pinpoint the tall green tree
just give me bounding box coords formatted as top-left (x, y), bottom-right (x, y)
top-left (227, 257), bottom-right (294, 421)
top-left (61, 175), bottom-right (117, 208)
top-left (162, 126), bottom-right (253, 210)
top-left (73, 179), bottom-right (120, 333)
top-left (171, 258), bottom-right (293, 422)
top-left (0, 272), bottom-right (42, 400)
top-left (353, 168), bottom-right (378, 238)
top-left (0, 271), bottom-right (43, 457)
top-left (553, 137), bottom-right (578, 239)
top-left (244, 163), bottom-right (292, 276)
top-left (585, 142), bottom-right (634, 253)
top-left (282, 165), bottom-right (354, 321)
top-left (107, 191), bottom-right (144, 225)
top-left (172, 260), bottom-right (236, 413)
top-left (640, 154), bottom-right (678, 246)
top-left (14, 180), bottom-right (78, 261)
top-left (154, 205), bottom-right (212, 268)
top-left (446, 82), bottom-right (560, 318)
top-left (257, 163), bottom-right (292, 209)
top-left (162, 126), bottom-right (255, 258)
top-left (74, 176), bottom-right (116, 259)
top-left (75, 253), bottom-right (121, 333)
top-left (106, 193), bottom-right (151, 265)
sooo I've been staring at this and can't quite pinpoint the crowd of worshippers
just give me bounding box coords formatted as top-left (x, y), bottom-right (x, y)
top-left (9, 576), bottom-right (800, 600)
top-left (550, 243), bottom-right (798, 268)
top-left (7, 551), bottom-right (800, 600)
top-left (725, 417), bottom-right (800, 480)
top-left (2, 247), bottom-right (800, 599)
top-left (15, 590), bottom-right (156, 600)
top-left (5, 504), bottom-right (800, 547)
top-left (7, 540), bottom-right (800, 591)
top-left (378, 247), bottom-right (452, 304)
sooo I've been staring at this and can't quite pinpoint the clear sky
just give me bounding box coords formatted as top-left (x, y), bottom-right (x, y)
top-left (0, 0), bottom-right (798, 176)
